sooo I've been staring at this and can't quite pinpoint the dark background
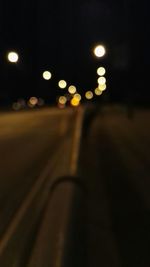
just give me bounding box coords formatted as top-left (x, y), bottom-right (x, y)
top-left (0, 0), bottom-right (150, 106)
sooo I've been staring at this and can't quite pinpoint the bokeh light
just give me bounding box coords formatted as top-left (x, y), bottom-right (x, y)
top-left (29, 97), bottom-right (38, 107)
top-left (7, 51), bottom-right (19, 63)
top-left (58, 80), bottom-right (67, 89)
top-left (42, 71), bottom-right (52, 80)
top-left (85, 91), bottom-right (93, 100)
top-left (70, 97), bottom-right (80, 107)
top-left (74, 93), bottom-right (82, 101)
top-left (97, 67), bottom-right (106, 76)
top-left (94, 45), bottom-right (106, 57)
top-left (98, 84), bottom-right (107, 91)
top-left (58, 96), bottom-right (67, 105)
top-left (68, 85), bottom-right (77, 94)
top-left (97, 76), bottom-right (106, 85)
top-left (95, 88), bottom-right (103, 96)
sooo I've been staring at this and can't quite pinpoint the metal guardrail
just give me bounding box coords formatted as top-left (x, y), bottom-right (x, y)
top-left (27, 176), bottom-right (86, 267)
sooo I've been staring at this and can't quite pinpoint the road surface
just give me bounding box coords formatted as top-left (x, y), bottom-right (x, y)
top-left (0, 105), bottom-right (150, 266)
top-left (0, 108), bottom-right (80, 250)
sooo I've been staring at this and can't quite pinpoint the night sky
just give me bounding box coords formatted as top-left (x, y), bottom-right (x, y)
top-left (0, 0), bottom-right (150, 105)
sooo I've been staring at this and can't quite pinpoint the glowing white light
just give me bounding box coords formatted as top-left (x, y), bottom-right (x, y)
top-left (7, 52), bottom-right (19, 63)
top-left (43, 71), bottom-right (52, 80)
top-left (94, 45), bottom-right (106, 57)
top-left (97, 67), bottom-right (106, 76)
top-left (58, 80), bottom-right (67, 89)
top-left (97, 76), bottom-right (106, 85)
top-left (68, 85), bottom-right (77, 94)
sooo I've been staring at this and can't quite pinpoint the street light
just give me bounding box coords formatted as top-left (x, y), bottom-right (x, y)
top-left (94, 45), bottom-right (106, 58)
top-left (7, 51), bottom-right (19, 63)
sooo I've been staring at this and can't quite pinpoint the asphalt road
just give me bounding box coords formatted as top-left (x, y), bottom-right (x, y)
top-left (79, 106), bottom-right (150, 267)
top-left (0, 108), bottom-right (78, 243)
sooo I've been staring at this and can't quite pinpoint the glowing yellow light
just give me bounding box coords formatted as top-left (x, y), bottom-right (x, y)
top-left (70, 97), bottom-right (80, 107)
top-left (97, 67), bottom-right (106, 76)
top-left (94, 45), bottom-right (106, 57)
top-left (43, 71), bottom-right (52, 80)
top-left (74, 93), bottom-right (81, 101)
top-left (7, 52), bottom-right (19, 63)
top-left (58, 96), bottom-right (67, 105)
top-left (98, 84), bottom-right (107, 91)
top-left (95, 88), bottom-right (103, 96)
top-left (29, 97), bottom-right (38, 106)
top-left (58, 80), bottom-right (67, 89)
top-left (68, 85), bottom-right (77, 94)
top-left (97, 76), bottom-right (106, 85)
top-left (85, 91), bottom-right (93, 100)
